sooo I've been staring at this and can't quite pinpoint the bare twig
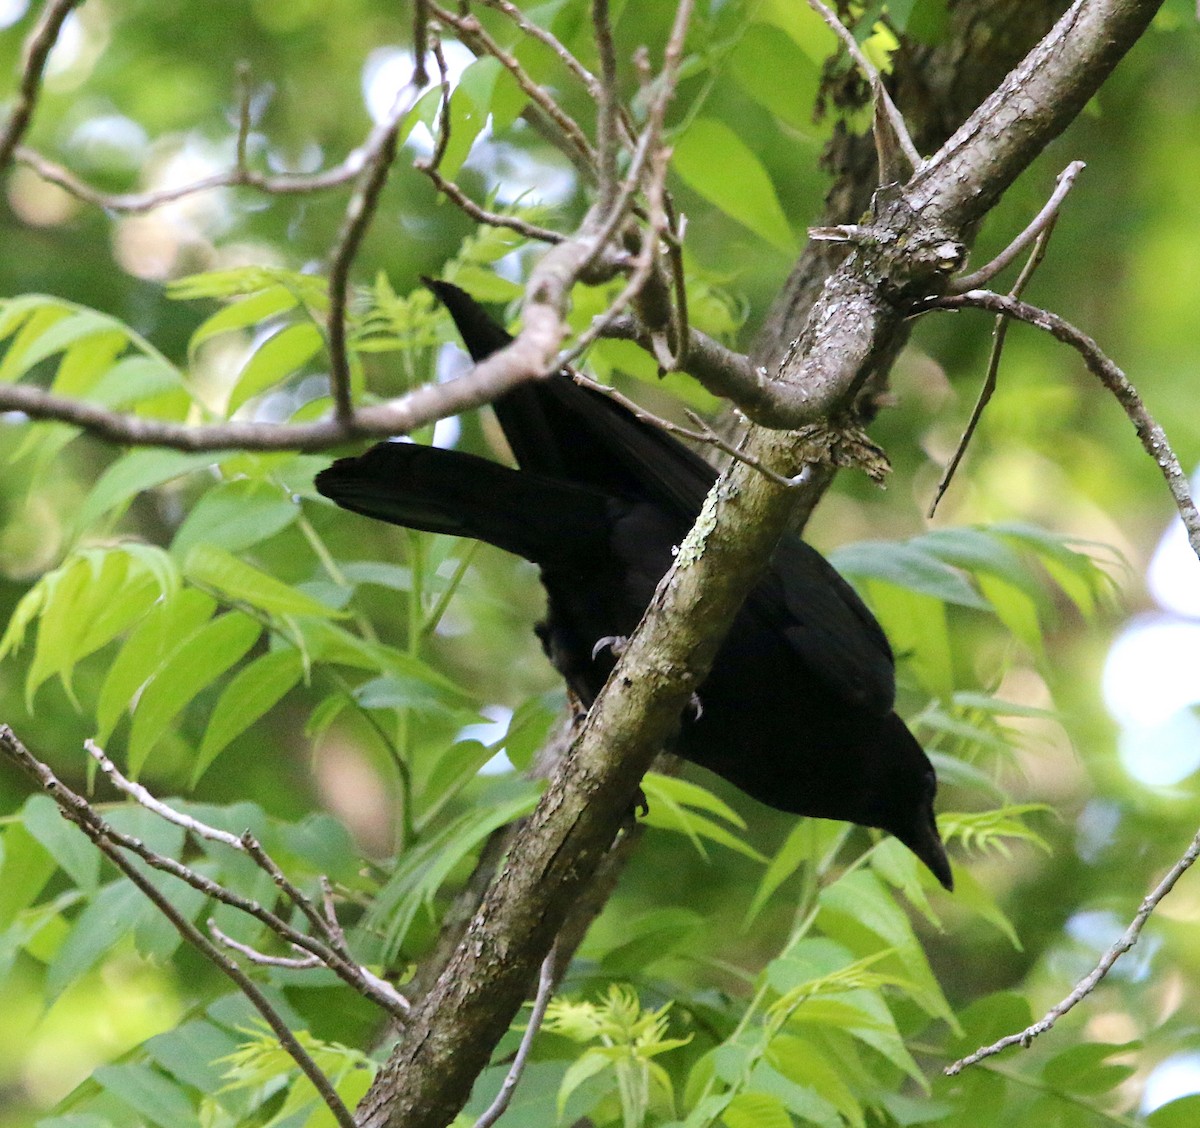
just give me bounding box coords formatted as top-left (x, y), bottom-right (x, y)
top-left (234, 62), bottom-right (253, 171)
top-left (210, 923), bottom-right (324, 969)
top-left (326, 78), bottom-right (425, 424)
top-left (80, 739), bottom-right (410, 1016)
top-left (0, 330), bottom-right (594, 451)
top-left (0, 726), bottom-right (356, 1128)
top-left (928, 216), bottom-right (1059, 517)
top-left (592, 0), bottom-right (621, 217)
top-left (417, 166), bottom-right (566, 243)
top-left (477, 0), bottom-right (596, 103)
top-left (0, 0), bottom-right (84, 171)
top-left (946, 824), bottom-right (1200, 1074)
top-left (427, 1), bottom-right (598, 172)
top-left (927, 291), bottom-right (1200, 559)
top-left (13, 143), bottom-right (372, 213)
top-left (413, 0), bottom-right (431, 86)
top-left (950, 161), bottom-right (1085, 293)
top-left (806, 0), bottom-right (921, 174)
top-left (570, 371), bottom-right (802, 488)
top-left (472, 946), bottom-right (558, 1128)
top-left (423, 35), bottom-right (454, 175)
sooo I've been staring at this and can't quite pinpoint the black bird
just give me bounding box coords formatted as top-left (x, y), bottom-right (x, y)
top-left (315, 280), bottom-right (954, 890)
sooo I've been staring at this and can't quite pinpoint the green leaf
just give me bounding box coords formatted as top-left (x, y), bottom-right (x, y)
top-left (597, 908), bottom-right (704, 975)
top-left (671, 118), bottom-right (795, 253)
top-left (746, 821), bottom-right (820, 927)
top-left (818, 870), bottom-right (957, 1029)
top-left (96, 587), bottom-right (217, 742)
top-left (0, 822), bottom-right (57, 927)
top-left (977, 573), bottom-right (1044, 654)
top-left (439, 57), bottom-right (504, 179)
top-left (193, 647), bottom-right (304, 783)
top-left (4, 308), bottom-right (118, 380)
top-left (145, 1020), bottom-right (241, 1094)
top-left (0, 299), bottom-right (70, 380)
top-left (641, 774), bottom-right (766, 863)
top-left (188, 285), bottom-right (301, 354)
top-left (23, 794), bottom-right (100, 893)
top-left (184, 543), bottom-right (345, 620)
top-left (228, 321), bottom-right (323, 413)
top-left (370, 789), bottom-right (540, 959)
top-left (753, 1051), bottom-right (852, 1128)
top-left (722, 1091), bottom-right (792, 1128)
top-left (756, 0), bottom-right (837, 62)
top-left (85, 355), bottom-right (185, 410)
top-left (46, 881), bottom-right (144, 1000)
top-left (1041, 1041), bottom-right (1140, 1095)
top-left (93, 1062), bottom-right (200, 1128)
top-left (1149, 1095), bottom-right (1200, 1128)
top-left (864, 582), bottom-right (955, 700)
top-left (557, 1052), bottom-right (611, 1119)
top-left (77, 449), bottom-right (223, 531)
top-left (171, 479), bottom-right (299, 559)
top-left (730, 24), bottom-right (822, 132)
top-left (831, 541), bottom-right (988, 609)
top-left (128, 610), bottom-right (262, 775)
top-left (643, 772), bottom-right (748, 828)
top-left (26, 548), bottom-right (165, 706)
top-left (52, 328), bottom-right (126, 397)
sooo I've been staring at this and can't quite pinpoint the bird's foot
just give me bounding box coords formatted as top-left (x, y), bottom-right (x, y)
top-left (591, 634), bottom-right (629, 661)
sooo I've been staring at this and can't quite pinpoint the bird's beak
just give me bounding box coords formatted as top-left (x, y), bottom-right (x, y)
top-left (904, 811), bottom-right (954, 892)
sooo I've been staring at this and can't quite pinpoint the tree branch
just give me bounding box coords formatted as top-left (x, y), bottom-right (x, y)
top-left (946, 824), bottom-right (1200, 1074)
top-left (0, 725), bottom-right (356, 1128)
top-left (354, 4), bottom-right (1165, 1125)
top-left (0, 0), bottom-right (84, 170)
top-left (928, 290), bottom-right (1200, 556)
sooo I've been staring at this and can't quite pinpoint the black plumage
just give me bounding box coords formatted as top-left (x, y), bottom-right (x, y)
top-left (315, 280), bottom-right (953, 890)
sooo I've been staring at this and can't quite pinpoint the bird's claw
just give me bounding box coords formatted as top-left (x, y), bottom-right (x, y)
top-left (592, 634), bottom-right (629, 661)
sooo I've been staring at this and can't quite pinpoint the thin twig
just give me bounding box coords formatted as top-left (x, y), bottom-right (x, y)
top-left (592, 0), bottom-right (621, 218)
top-left (326, 78), bottom-right (425, 424)
top-left (413, 0), bottom-right (431, 86)
top-left (946, 824), bottom-right (1200, 1074)
top-left (417, 165), bottom-right (566, 242)
top-left (423, 35), bottom-right (454, 175)
top-left (0, 0), bottom-right (84, 171)
top-left (928, 216), bottom-right (1059, 517)
top-left (477, 0), bottom-right (639, 147)
top-left (0, 327), bottom-right (590, 451)
top-left (472, 946), bottom-right (558, 1128)
top-left (927, 291), bottom-right (1200, 561)
top-left (805, 0), bottom-right (921, 173)
top-left (78, 740), bottom-right (410, 1016)
top-left (477, 0), bottom-right (595, 101)
top-left (0, 726), bottom-right (356, 1128)
top-left (210, 923), bottom-right (324, 969)
top-left (234, 62), bottom-right (253, 171)
top-left (570, 371), bottom-right (799, 488)
top-left (13, 143), bottom-right (371, 213)
top-left (950, 161), bottom-right (1085, 293)
top-left (662, 195), bottom-right (690, 369)
top-left (427, 1), bottom-right (598, 172)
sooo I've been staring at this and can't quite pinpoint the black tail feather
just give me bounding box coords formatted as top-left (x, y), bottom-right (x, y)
top-left (315, 441), bottom-right (613, 567)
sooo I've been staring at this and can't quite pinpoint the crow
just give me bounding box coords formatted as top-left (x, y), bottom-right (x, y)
top-left (315, 280), bottom-right (953, 890)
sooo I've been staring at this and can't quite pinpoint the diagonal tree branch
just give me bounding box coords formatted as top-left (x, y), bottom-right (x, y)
top-left (355, 4), bottom-right (1166, 1126)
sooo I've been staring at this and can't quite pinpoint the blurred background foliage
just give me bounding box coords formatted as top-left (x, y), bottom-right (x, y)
top-left (1, 1), bottom-right (1200, 1126)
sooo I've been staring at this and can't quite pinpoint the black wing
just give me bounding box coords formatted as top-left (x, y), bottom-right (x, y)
top-left (427, 278), bottom-right (895, 712)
